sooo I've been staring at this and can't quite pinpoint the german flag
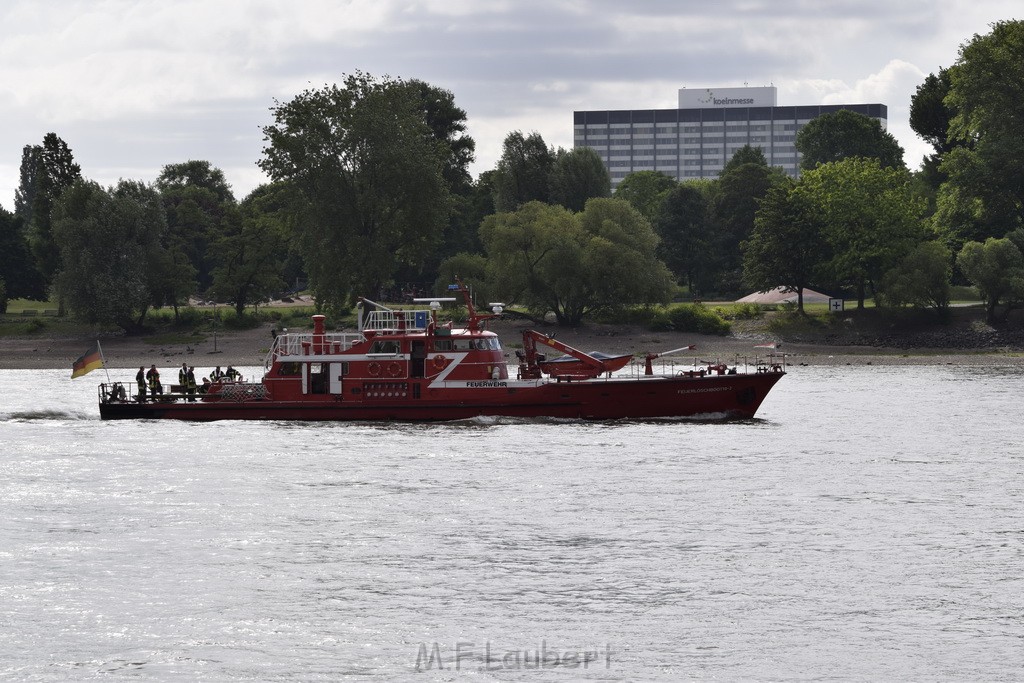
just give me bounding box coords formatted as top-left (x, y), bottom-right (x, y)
top-left (71, 342), bottom-right (104, 379)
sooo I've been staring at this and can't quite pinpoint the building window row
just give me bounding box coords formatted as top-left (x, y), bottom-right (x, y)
top-left (576, 104), bottom-right (885, 187)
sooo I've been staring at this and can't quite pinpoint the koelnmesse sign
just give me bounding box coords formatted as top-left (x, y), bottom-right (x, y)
top-left (678, 86), bottom-right (777, 109)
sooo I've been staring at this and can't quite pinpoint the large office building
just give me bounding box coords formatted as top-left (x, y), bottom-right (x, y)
top-left (573, 86), bottom-right (887, 188)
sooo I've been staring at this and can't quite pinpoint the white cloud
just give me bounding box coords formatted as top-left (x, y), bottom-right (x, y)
top-left (0, 0), bottom-right (1021, 207)
top-left (819, 60), bottom-right (928, 106)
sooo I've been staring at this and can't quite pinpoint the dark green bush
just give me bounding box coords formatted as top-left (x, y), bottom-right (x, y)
top-left (647, 311), bottom-right (674, 331)
top-left (594, 306), bottom-right (661, 326)
top-left (648, 304), bottom-right (731, 335)
top-left (221, 310), bottom-right (261, 330)
top-left (174, 307), bottom-right (206, 327)
top-left (713, 303), bottom-right (763, 320)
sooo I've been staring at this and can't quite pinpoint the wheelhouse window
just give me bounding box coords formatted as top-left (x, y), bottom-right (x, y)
top-left (369, 340), bottom-right (400, 354)
top-left (278, 362), bottom-right (301, 376)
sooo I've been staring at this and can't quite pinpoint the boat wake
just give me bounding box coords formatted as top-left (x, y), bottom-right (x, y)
top-left (5, 409), bottom-right (95, 422)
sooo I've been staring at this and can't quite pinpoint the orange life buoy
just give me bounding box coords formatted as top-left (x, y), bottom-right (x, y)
top-left (367, 361), bottom-right (381, 377)
top-left (387, 361), bottom-right (402, 378)
top-left (433, 354), bottom-right (446, 370)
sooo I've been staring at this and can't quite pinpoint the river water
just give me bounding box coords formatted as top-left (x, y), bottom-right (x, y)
top-left (1, 364), bottom-right (1022, 681)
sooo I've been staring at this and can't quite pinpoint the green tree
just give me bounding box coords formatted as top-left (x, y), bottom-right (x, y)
top-left (111, 180), bottom-right (193, 326)
top-left (155, 160), bottom-right (236, 292)
top-left (27, 133), bottom-right (82, 306)
top-left (796, 158), bottom-right (925, 308)
top-left (434, 171), bottom-right (496, 265)
top-left (613, 170), bottom-right (677, 222)
top-left (712, 152), bottom-right (787, 292)
top-left (910, 69), bottom-right (955, 155)
top-left (14, 144), bottom-right (42, 224)
top-left (1008, 228), bottom-right (1024, 256)
top-left (722, 144), bottom-right (768, 174)
top-left (0, 206), bottom-right (46, 310)
top-left (877, 241), bottom-right (952, 312)
top-left (396, 80), bottom-right (477, 284)
top-left (941, 20), bottom-right (1024, 239)
top-left (434, 251), bottom-right (491, 305)
top-left (549, 146), bottom-right (611, 212)
top-left (492, 131), bottom-right (556, 212)
top-left (392, 79), bottom-right (472, 284)
top-left (401, 79), bottom-right (475, 192)
top-left (208, 184), bottom-right (290, 315)
top-left (576, 199), bottom-right (674, 316)
top-left (909, 68), bottom-right (959, 191)
top-left (956, 237), bottom-right (1024, 324)
top-left (52, 180), bottom-right (164, 329)
top-left (156, 159), bottom-right (234, 204)
top-left (796, 109), bottom-right (905, 171)
top-left (407, 179), bottom-right (487, 292)
top-left (146, 245), bottom-right (197, 324)
top-left (742, 180), bottom-right (826, 313)
top-left (259, 72), bottom-right (451, 311)
top-left (480, 201), bottom-right (575, 313)
top-left (931, 180), bottom-right (987, 256)
top-left (653, 182), bottom-right (713, 293)
top-left (480, 199), bottom-right (672, 325)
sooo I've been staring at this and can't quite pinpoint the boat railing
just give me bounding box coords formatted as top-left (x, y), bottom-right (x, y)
top-left (217, 382), bottom-right (268, 402)
top-left (362, 309), bottom-right (431, 332)
top-left (621, 353), bottom-right (787, 378)
top-left (272, 332), bottom-right (364, 357)
top-left (263, 331), bottom-right (365, 371)
top-left (98, 381), bottom-right (233, 404)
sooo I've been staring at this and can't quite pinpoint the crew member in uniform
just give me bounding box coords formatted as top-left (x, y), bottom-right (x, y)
top-left (179, 363), bottom-right (189, 394)
top-left (186, 366), bottom-right (197, 401)
top-left (146, 365), bottom-right (162, 396)
top-left (136, 366), bottom-right (146, 401)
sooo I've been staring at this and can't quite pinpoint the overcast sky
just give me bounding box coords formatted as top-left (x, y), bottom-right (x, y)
top-left (1, 0), bottom-right (1019, 209)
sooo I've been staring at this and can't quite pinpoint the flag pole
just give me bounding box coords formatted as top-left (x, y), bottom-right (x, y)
top-left (96, 339), bottom-right (111, 383)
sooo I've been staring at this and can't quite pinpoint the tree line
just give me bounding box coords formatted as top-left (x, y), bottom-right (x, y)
top-left (744, 19), bottom-right (1024, 323)
top-left (2, 22), bottom-right (1022, 329)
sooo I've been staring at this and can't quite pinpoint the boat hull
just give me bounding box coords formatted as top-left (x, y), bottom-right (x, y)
top-left (98, 371), bottom-right (784, 422)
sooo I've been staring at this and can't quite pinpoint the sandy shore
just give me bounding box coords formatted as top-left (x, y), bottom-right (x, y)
top-left (3, 318), bottom-right (1024, 374)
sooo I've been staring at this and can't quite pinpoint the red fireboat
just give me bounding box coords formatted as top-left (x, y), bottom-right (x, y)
top-left (98, 283), bottom-right (785, 421)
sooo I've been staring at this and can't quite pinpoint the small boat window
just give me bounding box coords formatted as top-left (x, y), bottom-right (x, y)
top-left (433, 339), bottom-right (453, 351)
top-left (454, 339), bottom-right (473, 350)
top-left (369, 340), bottom-right (400, 354)
top-left (278, 362), bottom-right (301, 376)
top-left (473, 339), bottom-right (489, 350)
top-left (489, 338), bottom-right (502, 350)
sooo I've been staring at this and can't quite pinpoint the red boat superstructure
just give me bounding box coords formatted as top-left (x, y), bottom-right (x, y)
top-left (98, 284), bottom-right (785, 421)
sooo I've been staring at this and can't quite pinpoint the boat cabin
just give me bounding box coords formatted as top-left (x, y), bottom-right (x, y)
top-left (260, 301), bottom-right (507, 402)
